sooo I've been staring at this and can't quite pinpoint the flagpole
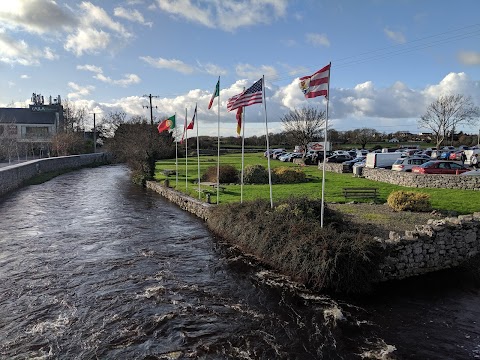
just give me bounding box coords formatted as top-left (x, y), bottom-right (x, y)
top-left (185, 108), bottom-right (188, 191)
top-left (262, 75), bottom-right (273, 209)
top-left (175, 112), bottom-right (178, 188)
top-left (216, 76), bottom-right (220, 204)
top-left (240, 105), bottom-right (245, 203)
top-left (196, 104), bottom-right (201, 199)
top-left (320, 62), bottom-right (331, 228)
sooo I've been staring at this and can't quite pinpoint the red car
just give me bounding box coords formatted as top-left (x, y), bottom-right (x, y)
top-left (411, 161), bottom-right (470, 174)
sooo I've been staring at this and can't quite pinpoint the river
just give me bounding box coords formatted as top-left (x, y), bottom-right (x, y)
top-left (0, 165), bottom-right (479, 359)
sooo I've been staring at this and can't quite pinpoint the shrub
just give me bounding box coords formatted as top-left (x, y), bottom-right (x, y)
top-left (201, 165), bottom-right (239, 183)
top-left (272, 167), bottom-right (306, 184)
top-left (207, 197), bottom-right (384, 293)
top-left (243, 164), bottom-right (269, 184)
top-left (387, 190), bottom-right (432, 212)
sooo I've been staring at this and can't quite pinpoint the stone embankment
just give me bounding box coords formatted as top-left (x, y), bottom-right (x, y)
top-left (146, 181), bottom-right (480, 282)
top-left (0, 153), bottom-right (111, 197)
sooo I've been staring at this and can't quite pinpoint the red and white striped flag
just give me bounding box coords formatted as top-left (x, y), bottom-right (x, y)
top-left (227, 78), bottom-right (263, 111)
top-left (299, 63), bottom-right (330, 99)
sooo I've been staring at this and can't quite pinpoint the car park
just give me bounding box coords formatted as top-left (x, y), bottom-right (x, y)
top-left (411, 161), bottom-right (470, 174)
top-left (460, 169), bottom-right (480, 176)
top-left (392, 157), bottom-right (430, 172)
top-left (342, 156), bottom-right (366, 171)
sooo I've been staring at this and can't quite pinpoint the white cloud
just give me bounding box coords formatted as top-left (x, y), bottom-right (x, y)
top-left (77, 64), bottom-right (103, 74)
top-left (114, 6), bottom-right (152, 27)
top-left (236, 64), bottom-right (278, 80)
top-left (0, 32), bottom-right (57, 65)
top-left (0, 0), bottom-right (77, 35)
top-left (458, 51), bottom-right (480, 65)
top-left (77, 64), bottom-right (140, 87)
top-left (140, 56), bottom-right (194, 74)
top-left (154, 0), bottom-right (288, 31)
top-left (20, 74), bottom-right (29, 79)
top-left (67, 82), bottom-right (95, 99)
top-left (65, 28), bottom-right (111, 56)
top-left (197, 62), bottom-right (228, 76)
top-left (305, 33), bottom-right (330, 47)
top-left (384, 27), bottom-right (406, 44)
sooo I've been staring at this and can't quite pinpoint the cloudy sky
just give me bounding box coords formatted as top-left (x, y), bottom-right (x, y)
top-left (1, 0), bottom-right (480, 137)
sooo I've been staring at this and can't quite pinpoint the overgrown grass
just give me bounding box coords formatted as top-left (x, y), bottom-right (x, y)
top-left (155, 152), bottom-right (480, 214)
top-left (207, 197), bottom-right (384, 293)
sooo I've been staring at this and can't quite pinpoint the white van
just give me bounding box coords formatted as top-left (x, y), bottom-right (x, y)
top-left (365, 152), bottom-right (403, 169)
top-left (464, 149), bottom-right (480, 165)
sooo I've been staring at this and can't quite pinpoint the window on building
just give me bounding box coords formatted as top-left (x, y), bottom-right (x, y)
top-left (25, 126), bottom-right (49, 138)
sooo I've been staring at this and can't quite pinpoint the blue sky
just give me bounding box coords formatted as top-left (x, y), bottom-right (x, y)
top-left (1, 0), bottom-right (479, 138)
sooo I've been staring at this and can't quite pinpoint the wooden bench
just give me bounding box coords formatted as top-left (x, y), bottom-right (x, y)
top-left (343, 187), bottom-right (378, 202)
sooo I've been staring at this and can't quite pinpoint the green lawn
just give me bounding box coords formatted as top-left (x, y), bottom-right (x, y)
top-left (155, 152), bottom-right (480, 214)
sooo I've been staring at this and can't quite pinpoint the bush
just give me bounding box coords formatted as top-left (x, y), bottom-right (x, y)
top-left (387, 190), bottom-right (432, 212)
top-left (243, 164), bottom-right (269, 184)
top-left (272, 167), bottom-right (306, 184)
top-left (207, 197), bottom-right (384, 293)
top-left (201, 165), bottom-right (239, 183)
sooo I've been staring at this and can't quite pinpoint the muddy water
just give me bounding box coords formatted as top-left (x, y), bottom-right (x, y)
top-left (0, 165), bottom-right (479, 359)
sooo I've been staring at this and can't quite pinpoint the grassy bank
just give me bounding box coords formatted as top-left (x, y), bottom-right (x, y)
top-left (155, 152), bottom-right (480, 214)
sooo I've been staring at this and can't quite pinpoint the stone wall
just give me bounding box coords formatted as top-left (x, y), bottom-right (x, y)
top-left (146, 181), bottom-right (212, 221)
top-left (362, 167), bottom-right (480, 190)
top-left (0, 153), bottom-right (111, 197)
top-left (378, 213), bottom-right (480, 281)
top-left (318, 163), bottom-right (346, 173)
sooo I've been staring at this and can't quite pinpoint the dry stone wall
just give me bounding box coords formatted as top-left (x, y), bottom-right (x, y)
top-left (0, 153), bottom-right (111, 197)
top-left (378, 213), bottom-right (480, 281)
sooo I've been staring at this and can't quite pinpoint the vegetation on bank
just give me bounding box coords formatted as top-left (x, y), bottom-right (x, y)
top-left (155, 152), bottom-right (480, 214)
top-left (207, 197), bottom-right (384, 293)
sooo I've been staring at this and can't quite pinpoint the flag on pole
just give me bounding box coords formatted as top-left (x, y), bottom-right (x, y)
top-left (208, 78), bottom-right (220, 109)
top-left (157, 115), bottom-right (175, 133)
top-left (299, 63), bottom-right (331, 99)
top-left (187, 104), bottom-right (196, 130)
top-left (227, 78), bottom-right (263, 111)
top-left (236, 107), bottom-right (243, 135)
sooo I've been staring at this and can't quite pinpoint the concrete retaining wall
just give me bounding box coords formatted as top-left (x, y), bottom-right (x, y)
top-left (0, 153), bottom-right (111, 197)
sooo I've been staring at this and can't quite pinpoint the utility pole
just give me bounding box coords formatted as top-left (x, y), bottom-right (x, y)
top-left (143, 94), bottom-right (159, 125)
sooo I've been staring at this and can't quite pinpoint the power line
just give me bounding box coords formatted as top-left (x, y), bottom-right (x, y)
top-left (142, 94), bottom-right (159, 125)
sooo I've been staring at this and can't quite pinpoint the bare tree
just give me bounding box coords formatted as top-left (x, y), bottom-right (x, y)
top-left (62, 100), bottom-right (88, 132)
top-left (351, 128), bottom-right (378, 149)
top-left (281, 107), bottom-right (326, 154)
top-left (418, 94), bottom-right (480, 149)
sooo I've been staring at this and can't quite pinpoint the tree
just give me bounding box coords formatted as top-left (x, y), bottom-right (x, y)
top-left (281, 107), bottom-right (326, 154)
top-left (105, 115), bottom-right (175, 184)
top-left (418, 94), bottom-right (480, 149)
top-left (351, 128), bottom-right (378, 149)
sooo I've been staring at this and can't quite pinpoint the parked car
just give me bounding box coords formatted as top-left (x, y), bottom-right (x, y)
top-left (326, 154), bottom-right (353, 163)
top-left (279, 152), bottom-right (302, 162)
top-left (449, 151), bottom-right (465, 161)
top-left (411, 161), bottom-right (470, 174)
top-left (272, 151), bottom-right (286, 160)
top-left (306, 150), bottom-right (333, 164)
top-left (392, 157), bottom-right (430, 172)
top-left (438, 151), bottom-right (454, 160)
top-left (460, 169), bottom-right (480, 176)
top-left (342, 156), bottom-right (366, 171)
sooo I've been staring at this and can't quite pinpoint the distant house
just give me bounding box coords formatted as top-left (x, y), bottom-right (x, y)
top-left (388, 138), bottom-right (400, 143)
top-left (0, 94), bottom-right (64, 144)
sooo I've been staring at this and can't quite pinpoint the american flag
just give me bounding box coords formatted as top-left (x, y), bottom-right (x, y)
top-left (227, 78), bottom-right (263, 111)
top-left (299, 63), bottom-right (330, 99)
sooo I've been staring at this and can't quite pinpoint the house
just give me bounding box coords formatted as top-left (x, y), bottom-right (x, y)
top-left (0, 94), bottom-right (64, 144)
top-left (388, 138), bottom-right (400, 143)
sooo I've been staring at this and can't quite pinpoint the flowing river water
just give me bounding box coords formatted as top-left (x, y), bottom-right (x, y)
top-left (0, 165), bottom-right (479, 359)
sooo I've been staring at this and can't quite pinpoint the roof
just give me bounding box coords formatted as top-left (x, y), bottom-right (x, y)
top-left (0, 107), bottom-right (61, 125)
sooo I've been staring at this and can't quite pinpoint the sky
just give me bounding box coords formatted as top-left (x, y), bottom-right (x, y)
top-left (1, 0), bottom-right (480, 138)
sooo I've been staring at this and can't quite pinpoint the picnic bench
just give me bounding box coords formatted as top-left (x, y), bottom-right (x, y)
top-left (343, 187), bottom-right (378, 202)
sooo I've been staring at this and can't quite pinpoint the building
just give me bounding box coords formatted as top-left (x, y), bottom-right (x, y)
top-left (0, 94), bottom-right (64, 158)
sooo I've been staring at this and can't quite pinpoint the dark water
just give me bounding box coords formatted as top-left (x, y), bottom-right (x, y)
top-left (0, 165), bottom-right (479, 359)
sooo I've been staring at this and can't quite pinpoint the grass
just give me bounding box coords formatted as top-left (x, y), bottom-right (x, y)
top-left (155, 152), bottom-right (480, 214)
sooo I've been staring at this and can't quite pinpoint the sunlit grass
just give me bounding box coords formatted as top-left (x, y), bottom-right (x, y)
top-left (155, 152), bottom-right (480, 214)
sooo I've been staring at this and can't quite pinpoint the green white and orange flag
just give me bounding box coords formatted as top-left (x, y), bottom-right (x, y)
top-left (157, 115), bottom-right (175, 133)
top-left (208, 78), bottom-right (220, 109)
